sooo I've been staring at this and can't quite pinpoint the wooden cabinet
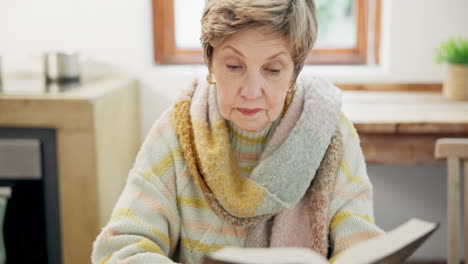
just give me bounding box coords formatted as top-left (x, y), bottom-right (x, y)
top-left (0, 78), bottom-right (140, 264)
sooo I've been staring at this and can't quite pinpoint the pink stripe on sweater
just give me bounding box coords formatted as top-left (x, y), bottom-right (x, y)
top-left (97, 227), bottom-right (121, 241)
top-left (128, 190), bottom-right (179, 252)
top-left (128, 190), bottom-right (178, 227)
top-left (334, 187), bottom-right (372, 202)
top-left (233, 151), bottom-right (262, 163)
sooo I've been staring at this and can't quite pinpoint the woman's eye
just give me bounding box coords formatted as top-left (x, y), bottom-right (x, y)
top-left (227, 65), bottom-right (242, 71)
top-left (265, 68), bottom-right (281, 75)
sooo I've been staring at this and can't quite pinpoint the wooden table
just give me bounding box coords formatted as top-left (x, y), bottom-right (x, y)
top-left (343, 91), bottom-right (468, 165)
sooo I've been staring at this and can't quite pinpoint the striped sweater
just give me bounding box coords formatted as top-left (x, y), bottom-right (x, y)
top-left (91, 76), bottom-right (385, 264)
top-left (227, 119), bottom-right (281, 177)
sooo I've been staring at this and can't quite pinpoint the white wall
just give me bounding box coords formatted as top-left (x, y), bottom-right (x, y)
top-left (2, 0), bottom-right (468, 88)
top-left (382, 0), bottom-right (468, 83)
top-left (2, 0), bottom-right (468, 260)
top-left (0, 0), bottom-right (154, 73)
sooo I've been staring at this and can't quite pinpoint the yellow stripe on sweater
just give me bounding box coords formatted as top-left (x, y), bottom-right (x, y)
top-left (181, 238), bottom-right (225, 253)
top-left (99, 253), bottom-right (113, 264)
top-left (339, 160), bottom-right (363, 184)
top-left (110, 208), bottom-right (170, 246)
top-left (328, 251), bottom-right (344, 263)
top-left (136, 237), bottom-right (165, 255)
top-left (330, 210), bottom-right (373, 233)
top-left (178, 195), bottom-right (209, 209)
top-left (238, 165), bottom-right (254, 173)
top-left (340, 113), bottom-right (358, 138)
top-left (144, 148), bottom-right (184, 181)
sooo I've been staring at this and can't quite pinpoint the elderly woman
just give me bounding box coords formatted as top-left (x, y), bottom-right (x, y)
top-left (92, 0), bottom-right (385, 263)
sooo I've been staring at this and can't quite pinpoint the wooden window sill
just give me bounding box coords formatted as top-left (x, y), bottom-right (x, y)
top-left (343, 91), bottom-right (468, 165)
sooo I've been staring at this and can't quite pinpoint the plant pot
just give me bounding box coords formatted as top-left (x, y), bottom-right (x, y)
top-left (443, 64), bottom-right (468, 100)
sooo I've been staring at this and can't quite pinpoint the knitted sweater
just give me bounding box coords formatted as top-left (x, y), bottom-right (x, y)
top-left (91, 76), bottom-right (385, 264)
top-left (226, 119), bottom-right (281, 178)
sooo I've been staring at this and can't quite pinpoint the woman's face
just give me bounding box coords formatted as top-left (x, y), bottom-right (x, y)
top-left (211, 27), bottom-right (295, 132)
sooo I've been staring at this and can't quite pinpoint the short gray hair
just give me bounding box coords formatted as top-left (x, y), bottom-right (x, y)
top-left (201, 0), bottom-right (318, 81)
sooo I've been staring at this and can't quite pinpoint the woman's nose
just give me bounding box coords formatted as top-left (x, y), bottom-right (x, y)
top-left (240, 72), bottom-right (263, 100)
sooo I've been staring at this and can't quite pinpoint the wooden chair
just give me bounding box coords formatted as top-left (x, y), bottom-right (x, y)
top-left (435, 138), bottom-right (468, 264)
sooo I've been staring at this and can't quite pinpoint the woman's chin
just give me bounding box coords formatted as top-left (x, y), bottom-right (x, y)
top-left (225, 110), bottom-right (272, 132)
top-left (232, 118), bottom-right (269, 132)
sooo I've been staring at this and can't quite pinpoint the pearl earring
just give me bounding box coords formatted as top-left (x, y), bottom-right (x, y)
top-left (206, 73), bottom-right (216, 85)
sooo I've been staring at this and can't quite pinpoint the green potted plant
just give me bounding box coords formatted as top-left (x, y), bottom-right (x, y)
top-left (436, 37), bottom-right (468, 100)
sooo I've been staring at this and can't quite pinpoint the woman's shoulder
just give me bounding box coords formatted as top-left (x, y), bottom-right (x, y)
top-left (336, 111), bottom-right (360, 143)
top-left (145, 107), bottom-right (178, 144)
top-left (134, 107), bottom-right (182, 167)
top-left (334, 111), bottom-right (371, 185)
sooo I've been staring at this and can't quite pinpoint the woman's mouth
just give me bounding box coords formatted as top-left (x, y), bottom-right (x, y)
top-left (237, 108), bottom-right (262, 116)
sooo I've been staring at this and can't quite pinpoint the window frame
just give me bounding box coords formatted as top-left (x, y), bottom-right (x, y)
top-left (152, 0), bottom-right (381, 65)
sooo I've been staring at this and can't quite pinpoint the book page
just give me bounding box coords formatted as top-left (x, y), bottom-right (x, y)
top-left (203, 218), bottom-right (438, 264)
top-left (334, 218), bottom-right (438, 264)
top-left (203, 247), bottom-right (328, 264)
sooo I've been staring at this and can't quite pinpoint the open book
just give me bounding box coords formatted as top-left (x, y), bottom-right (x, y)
top-left (202, 218), bottom-right (439, 264)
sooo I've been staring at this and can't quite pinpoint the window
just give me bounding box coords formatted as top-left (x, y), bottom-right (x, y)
top-left (153, 0), bottom-right (381, 65)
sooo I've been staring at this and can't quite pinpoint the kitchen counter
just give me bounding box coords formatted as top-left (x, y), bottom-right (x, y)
top-left (0, 77), bottom-right (140, 264)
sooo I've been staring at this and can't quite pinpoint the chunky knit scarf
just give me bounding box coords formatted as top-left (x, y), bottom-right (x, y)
top-left (173, 75), bottom-right (343, 257)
